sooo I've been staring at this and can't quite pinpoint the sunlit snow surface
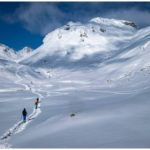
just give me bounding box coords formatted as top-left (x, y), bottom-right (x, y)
top-left (0, 17), bottom-right (150, 148)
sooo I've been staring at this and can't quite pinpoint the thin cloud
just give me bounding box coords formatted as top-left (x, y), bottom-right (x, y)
top-left (15, 3), bottom-right (66, 35)
top-left (1, 3), bottom-right (150, 35)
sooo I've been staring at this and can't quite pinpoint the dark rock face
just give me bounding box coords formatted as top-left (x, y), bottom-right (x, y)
top-left (123, 21), bottom-right (137, 28)
top-left (64, 25), bottom-right (70, 30)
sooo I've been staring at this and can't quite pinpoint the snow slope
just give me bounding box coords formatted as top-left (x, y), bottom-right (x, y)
top-left (0, 17), bottom-right (150, 148)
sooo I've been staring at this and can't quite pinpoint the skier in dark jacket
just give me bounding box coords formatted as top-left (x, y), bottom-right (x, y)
top-left (35, 98), bottom-right (40, 109)
top-left (22, 108), bottom-right (27, 122)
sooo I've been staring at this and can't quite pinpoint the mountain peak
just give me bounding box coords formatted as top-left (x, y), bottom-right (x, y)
top-left (0, 43), bottom-right (34, 62)
top-left (19, 47), bottom-right (33, 53)
top-left (16, 46), bottom-right (33, 61)
top-left (0, 43), bottom-right (11, 51)
top-left (0, 43), bottom-right (17, 60)
top-left (89, 17), bottom-right (137, 28)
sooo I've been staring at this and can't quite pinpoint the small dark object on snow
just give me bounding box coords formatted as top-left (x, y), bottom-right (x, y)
top-left (92, 27), bottom-right (95, 32)
top-left (70, 113), bottom-right (76, 117)
top-left (43, 60), bottom-right (48, 63)
top-left (100, 28), bottom-right (106, 32)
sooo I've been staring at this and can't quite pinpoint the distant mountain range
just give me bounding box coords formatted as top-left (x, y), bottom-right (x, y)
top-left (0, 44), bottom-right (33, 61)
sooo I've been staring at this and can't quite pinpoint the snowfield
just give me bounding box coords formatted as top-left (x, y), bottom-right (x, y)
top-left (0, 17), bottom-right (150, 148)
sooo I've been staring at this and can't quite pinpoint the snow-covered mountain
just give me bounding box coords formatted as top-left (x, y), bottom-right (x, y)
top-left (0, 44), bottom-right (34, 81)
top-left (1, 17), bottom-right (150, 148)
top-left (0, 44), bottom-right (17, 61)
top-left (20, 17), bottom-right (150, 80)
top-left (21, 17), bottom-right (138, 68)
top-left (0, 44), bottom-right (33, 62)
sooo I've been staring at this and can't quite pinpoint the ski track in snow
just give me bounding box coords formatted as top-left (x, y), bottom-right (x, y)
top-left (0, 108), bottom-right (41, 148)
top-left (15, 65), bottom-right (43, 99)
top-left (15, 66), bottom-right (30, 91)
top-left (0, 65), bottom-right (43, 148)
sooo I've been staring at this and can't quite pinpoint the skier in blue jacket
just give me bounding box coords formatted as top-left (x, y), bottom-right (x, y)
top-left (22, 108), bottom-right (27, 122)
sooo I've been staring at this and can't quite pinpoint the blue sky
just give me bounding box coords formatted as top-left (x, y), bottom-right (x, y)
top-left (0, 2), bottom-right (150, 50)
